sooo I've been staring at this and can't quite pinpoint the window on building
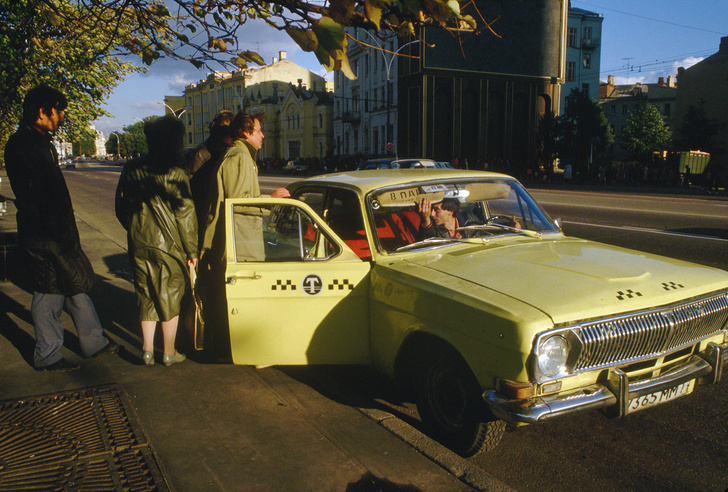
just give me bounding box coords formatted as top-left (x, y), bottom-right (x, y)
top-left (622, 104), bottom-right (628, 114)
top-left (583, 26), bottom-right (592, 45)
top-left (581, 83), bottom-right (589, 94)
top-left (289, 140), bottom-right (301, 159)
top-left (567, 28), bottom-right (577, 48)
top-left (664, 103), bottom-right (671, 116)
top-left (583, 53), bottom-right (591, 69)
top-left (318, 113), bottom-right (323, 129)
top-left (566, 62), bottom-right (576, 82)
top-left (610, 105), bottom-right (616, 115)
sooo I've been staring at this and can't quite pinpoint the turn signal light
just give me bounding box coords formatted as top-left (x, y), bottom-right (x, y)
top-left (497, 379), bottom-right (534, 400)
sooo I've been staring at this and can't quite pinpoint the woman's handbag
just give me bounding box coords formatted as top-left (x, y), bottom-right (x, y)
top-left (184, 263), bottom-right (205, 350)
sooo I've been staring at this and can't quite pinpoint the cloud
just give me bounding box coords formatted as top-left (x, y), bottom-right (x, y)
top-left (672, 56), bottom-right (704, 72)
top-left (611, 56), bottom-right (705, 86)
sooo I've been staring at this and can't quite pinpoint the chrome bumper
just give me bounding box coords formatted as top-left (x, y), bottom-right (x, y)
top-left (484, 341), bottom-right (728, 424)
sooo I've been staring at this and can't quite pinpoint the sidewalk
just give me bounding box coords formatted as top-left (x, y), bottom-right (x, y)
top-left (0, 168), bottom-right (508, 492)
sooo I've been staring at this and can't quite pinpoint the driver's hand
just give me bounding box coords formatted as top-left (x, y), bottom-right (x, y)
top-left (417, 198), bottom-right (432, 228)
top-left (512, 216), bottom-right (522, 229)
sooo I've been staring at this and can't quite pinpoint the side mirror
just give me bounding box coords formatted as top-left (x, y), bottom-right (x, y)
top-left (554, 218), bottom-right (563, 231)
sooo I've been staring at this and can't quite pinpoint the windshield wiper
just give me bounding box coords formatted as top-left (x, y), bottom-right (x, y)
top-left (458, 224), bottom-right (542, 238)
top-left (395, 236), bottom-right (488, 252)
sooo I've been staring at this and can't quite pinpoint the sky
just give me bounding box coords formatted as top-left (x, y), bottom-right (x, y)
top-left (92, 1), bottom-right (728, 136)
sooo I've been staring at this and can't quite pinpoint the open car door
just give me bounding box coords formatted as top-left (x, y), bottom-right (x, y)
top-left (224, 198), bottom-right (372, 366)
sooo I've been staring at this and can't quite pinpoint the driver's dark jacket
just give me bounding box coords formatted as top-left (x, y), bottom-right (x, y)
top-left (4, 123), bottom-right (96, 295)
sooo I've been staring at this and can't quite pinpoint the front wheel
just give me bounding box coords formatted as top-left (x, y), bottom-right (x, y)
top-left (415, 350), bottom-right (505, 457)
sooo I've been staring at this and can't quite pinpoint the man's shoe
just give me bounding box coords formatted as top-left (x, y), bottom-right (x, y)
top-left (36, 359), bottom-right (80, 372)
top-left (89, 341), bottom-right (122, 358)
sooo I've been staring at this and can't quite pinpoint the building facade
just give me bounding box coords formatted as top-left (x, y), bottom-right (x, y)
top-left (561, 7), bottom-right (603, 108)
top-left (167, 52), bottom-right (332, 161)
top-left (333, 30), bottom-right (401, 159)
top-left (600, 75), bottom-right (677, 159)
top-left (397, 0), bottom-right (568, 172)
top-left (675, 36), bottom-right (728, 163)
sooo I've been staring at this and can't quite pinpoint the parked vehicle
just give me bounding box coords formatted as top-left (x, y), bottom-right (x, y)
top-left (357, 158), bottom-right (396, 170)
top-left (357, 158), bottom-right (439, 170)
top-left (213, 169), bottom-right (728, 456)
top-left (282, 159), bottom-right (309, 175)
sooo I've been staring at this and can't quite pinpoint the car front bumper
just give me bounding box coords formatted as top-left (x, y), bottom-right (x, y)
top-left (484, 341), bottom-right (728, 424)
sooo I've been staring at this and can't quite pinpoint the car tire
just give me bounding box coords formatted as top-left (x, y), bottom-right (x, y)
top-left (415, 348), bottom-right (505, 457)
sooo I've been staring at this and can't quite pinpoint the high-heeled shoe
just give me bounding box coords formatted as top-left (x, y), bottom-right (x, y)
top-left (162, 352), bottom-right (186, 366)
top-left (142, 351), bottom-right (155, 365)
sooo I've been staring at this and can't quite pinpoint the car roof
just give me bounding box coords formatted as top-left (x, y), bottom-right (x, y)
top-left (288, 169), bottom-right (514, 196)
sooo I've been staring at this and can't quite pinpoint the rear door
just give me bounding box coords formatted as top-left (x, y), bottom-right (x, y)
top-left (224, 198), bottom-right (372, 366)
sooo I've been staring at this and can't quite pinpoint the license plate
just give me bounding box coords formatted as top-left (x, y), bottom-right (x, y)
top-left (627, 379), bottom-right (696, 414)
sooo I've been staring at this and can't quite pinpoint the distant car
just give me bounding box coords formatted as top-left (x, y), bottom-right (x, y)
top-left (357, 158), bottom-right (396, 170)
top-left (60, 158), bottom-right (75, 169)
top-left (357, 158), bottom-right (438, 170)
top-left (391, 158), bottom-right (438, 169)
top-left (282, 160), bottom-right (308, 175)
top-left (214, 169), bottom-right (728, 457)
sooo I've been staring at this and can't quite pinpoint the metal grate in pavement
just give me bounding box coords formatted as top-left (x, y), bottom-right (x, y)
top-left (0, 384), bottom-right (170, 491)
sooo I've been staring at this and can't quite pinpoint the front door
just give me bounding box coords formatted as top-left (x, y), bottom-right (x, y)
top-left (224, 198), bottom-right (371, 366)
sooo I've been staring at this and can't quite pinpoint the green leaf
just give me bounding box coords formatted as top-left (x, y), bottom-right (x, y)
top-left (286, 28), bottom-right (319, 52)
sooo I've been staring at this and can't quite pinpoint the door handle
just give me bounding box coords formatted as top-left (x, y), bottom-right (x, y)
top-left (226, 273), bottom-right (262, 284)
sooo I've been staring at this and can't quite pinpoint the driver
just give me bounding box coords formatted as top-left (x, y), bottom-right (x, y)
top-left (417, 197), bottom-right (469, 239)
top-left (417, 197), bottom-right (521, 239)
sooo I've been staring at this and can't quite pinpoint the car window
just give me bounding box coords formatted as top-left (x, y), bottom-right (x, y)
top-left (367, 178), bottom-right (558, 253)
top-left (231, 203), bottom-right (340, 262)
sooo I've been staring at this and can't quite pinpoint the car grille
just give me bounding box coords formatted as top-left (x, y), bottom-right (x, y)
top-left (574, 293), bottom-right (728, 372)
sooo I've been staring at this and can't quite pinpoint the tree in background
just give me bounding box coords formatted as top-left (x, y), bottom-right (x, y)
top-left (106, 118), bottom-right (156, 158)
top-left (0, 0), bottom-right (140, 162)
top-left (621, 103), bottom-right (671, 163)
top-left (556, 89), bottom-right (613, 179)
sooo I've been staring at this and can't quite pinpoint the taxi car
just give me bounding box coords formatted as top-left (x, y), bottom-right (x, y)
top-left (220, 169), bottom-right (728, 456)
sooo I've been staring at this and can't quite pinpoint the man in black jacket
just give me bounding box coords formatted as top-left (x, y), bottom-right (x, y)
top-left (4, 85), bottom-right (119, 371)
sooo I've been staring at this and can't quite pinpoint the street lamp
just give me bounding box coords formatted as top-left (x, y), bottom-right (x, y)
top-left (159, 101), bottom-right (186, 117)
top-left (359, 31), bottom-right (421, 156)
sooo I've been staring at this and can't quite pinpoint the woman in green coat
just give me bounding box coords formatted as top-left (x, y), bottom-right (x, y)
top-left (115, 116), bottom-right (198, 366)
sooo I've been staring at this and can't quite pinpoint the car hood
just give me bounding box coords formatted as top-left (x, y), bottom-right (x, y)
top-left (404, 237), bottom-right (728, 325)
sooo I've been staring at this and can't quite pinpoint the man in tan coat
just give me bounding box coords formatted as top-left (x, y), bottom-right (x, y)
top-left (198, 111), bottom-right (288, 359)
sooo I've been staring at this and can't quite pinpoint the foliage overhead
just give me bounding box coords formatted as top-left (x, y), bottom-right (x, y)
top-left (0, 0), bottom-right (141, 160)
top-left (621, 103), bottom-right (671, 162)
top-left (34, 0), bottom-right (485, 80)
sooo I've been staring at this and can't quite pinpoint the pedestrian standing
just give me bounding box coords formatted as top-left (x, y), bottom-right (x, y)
top-left (4, 85), bottom-right (120, 371)
top-left (115, 115), bottom-right (198, 366)
top-left (198, 111), bottom-right (289, 360)
top-left (186, 110), bottom-right (234, 246)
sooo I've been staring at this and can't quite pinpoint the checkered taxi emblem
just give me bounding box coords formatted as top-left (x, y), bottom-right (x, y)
top-left (616, 289), bottom-right (642, 300)
top-left (272, 279), bottom-right (296, 291)
top-left (329, 279), bottom-right (354, 291)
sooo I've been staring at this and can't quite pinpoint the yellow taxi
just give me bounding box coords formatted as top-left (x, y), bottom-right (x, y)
top-left (220, 169), bottom-right (728, 456)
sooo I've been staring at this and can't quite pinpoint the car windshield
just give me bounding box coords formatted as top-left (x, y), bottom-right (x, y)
top-left (366, 178), bottom-right (559, 253)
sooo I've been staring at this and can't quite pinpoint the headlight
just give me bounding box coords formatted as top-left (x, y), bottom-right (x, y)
top-left (537, 335), bottom-right (569, 377)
